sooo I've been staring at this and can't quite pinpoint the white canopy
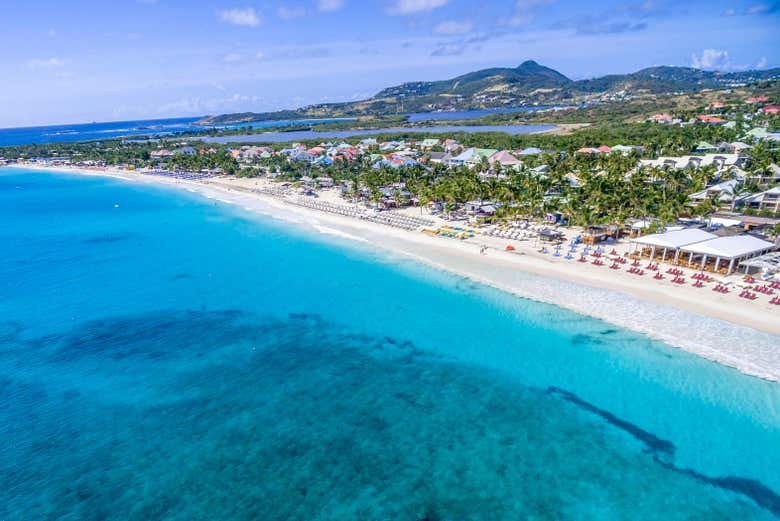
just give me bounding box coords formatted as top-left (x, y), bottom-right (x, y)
top-left (680, 235), bottom-right (775, 260)
top-left (740, 251), bottom-right (780, 272)
top-left (632, 228), bottom-right (717, 249)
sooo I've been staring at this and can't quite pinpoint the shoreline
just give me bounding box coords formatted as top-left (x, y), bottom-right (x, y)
top-left (4, 164), bottom-right (779, 382)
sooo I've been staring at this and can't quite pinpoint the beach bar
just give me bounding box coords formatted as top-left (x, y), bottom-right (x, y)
top-left (630, 228), bottom-right (717, 263)
top-left (679, 236), bottom-right (776, 274)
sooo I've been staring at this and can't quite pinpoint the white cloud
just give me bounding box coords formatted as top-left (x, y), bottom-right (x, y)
top-left (509, 0), bottom-right (553, 26)
top-left (278, 6), bottom-right (306, 19)
top-left (222, 51), bottom-right (269, 64)
top-left (157, 93), bottom-right (262, 115)
top-left (756, 56), bottom-right (768, 68)
top-left (223, 52), bottom-right (245, 63)
top-left (433, 20), bottom-right (473, 35)
top-left (27, 57), bottom-right (66, 70)
top-left (691, 49), bottom-right (729, 69)
top-left (430, 43), bottom-right (467, 56)
top-left (387, 0), bottom-right (449, 15)
top-left (317, 0), bottom-right (345, 12)
top-left (218, 7), bottom-right (261, 27)
top-left (746, 3), bottom-right (771, 14)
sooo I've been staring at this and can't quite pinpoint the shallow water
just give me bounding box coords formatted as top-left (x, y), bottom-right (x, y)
top-left (1, 169), bottom-right (779, 520)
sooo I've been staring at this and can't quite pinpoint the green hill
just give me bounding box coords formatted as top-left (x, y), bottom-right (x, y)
top-left (199, 62), bottom-right (780, 124)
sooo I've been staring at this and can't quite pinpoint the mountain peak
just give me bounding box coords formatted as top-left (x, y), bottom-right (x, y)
top-left (518, 60), bottom-right (540, 68)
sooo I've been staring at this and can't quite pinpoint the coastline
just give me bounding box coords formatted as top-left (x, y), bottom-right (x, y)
top-left (5, 163), bottom-right (779, 382)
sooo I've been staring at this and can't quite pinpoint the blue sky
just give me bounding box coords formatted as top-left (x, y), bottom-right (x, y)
top-left (1, 0), bottom-right (778, 127)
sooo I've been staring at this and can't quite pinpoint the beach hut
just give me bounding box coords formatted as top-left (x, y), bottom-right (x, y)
top-left (583, 225), bottom-right (619, 244)
top-left (679, 235), bottom-right (776, 274)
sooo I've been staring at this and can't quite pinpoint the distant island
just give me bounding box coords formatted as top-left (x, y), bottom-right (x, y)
top-left (198, 60), bottom-right (780, 125)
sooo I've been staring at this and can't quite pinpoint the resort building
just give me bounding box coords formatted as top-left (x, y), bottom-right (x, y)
top-left (447, 148), bottom-right (498, 168)
top-left (427, 151), bottom-right (451, 164)
top-left (488, 150), bottom-right (523, 170)
top-left (639, 153), bottom-right (747, 172)
top-left (750, 164), bottom-right (780, 186)
top-left (418, 139), bottom-right (441, 150)
top-left (688, 180), bottom-right (741, 208)
top-left (738, 186), bottom-right (780, 215)
top-left (150, 149), bottom-right (173, 159)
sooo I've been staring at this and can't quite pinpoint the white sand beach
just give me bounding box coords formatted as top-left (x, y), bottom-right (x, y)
top-left (7, 164), bottom-right (780, 381)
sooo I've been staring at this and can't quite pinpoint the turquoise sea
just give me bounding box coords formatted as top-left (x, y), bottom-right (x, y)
top-left (1, 168), bottom-right (779, 520)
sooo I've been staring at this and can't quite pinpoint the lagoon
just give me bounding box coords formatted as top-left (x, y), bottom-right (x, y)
top-left (199, 124), bottom-right (555, 144)
top-left (405, 106), bottom-right (549, 122)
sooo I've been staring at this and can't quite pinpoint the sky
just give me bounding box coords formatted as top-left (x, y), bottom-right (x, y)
top-left (0, 0), bottom-right (778, 128)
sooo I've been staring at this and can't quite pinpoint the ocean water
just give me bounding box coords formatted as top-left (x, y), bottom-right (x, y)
top-left (1, 168), bottom-right (779, 520)
top-left (0, 117), bottom-right (354, 147)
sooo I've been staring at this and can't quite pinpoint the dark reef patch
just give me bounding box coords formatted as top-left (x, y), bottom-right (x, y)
top-left (571, 333), bottom-right (603, 346)
top-left (548, 386), bottom-right (780, 517)
top-left (547, 386), bottom-right (676, 459)
top-left (0, 321), bottom-right (24, 345)
top-left (81, 232), bottom-right (135, 245)
top-left (44, 309), bottom-right (253, 362)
